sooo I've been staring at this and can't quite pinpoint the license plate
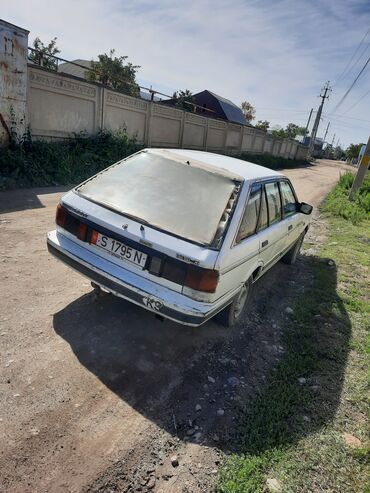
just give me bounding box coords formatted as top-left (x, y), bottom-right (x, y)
top-left (91, 232), bottom-right (147, 269)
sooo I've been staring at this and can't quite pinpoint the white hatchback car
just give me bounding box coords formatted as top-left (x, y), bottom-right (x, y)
top-left (47, 149), bottom-right (313, 327)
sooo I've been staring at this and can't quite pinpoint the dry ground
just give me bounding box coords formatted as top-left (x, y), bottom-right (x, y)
top-left (0, 159), bottom-right (353, 493)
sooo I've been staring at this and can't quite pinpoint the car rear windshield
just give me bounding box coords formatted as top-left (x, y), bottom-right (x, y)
top-left (75, 151), bottom-right (241, 247)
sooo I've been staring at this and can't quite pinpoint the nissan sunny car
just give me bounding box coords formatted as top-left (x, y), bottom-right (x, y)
top-left (47, 149), bottom-right (313, 327)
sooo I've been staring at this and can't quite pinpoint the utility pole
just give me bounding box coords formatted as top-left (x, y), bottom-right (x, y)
top-left (331, 133), bottom-right (336, 146)
top-left (323, 121), bottom-right (330, 142)
top-left (349, 136), bottom-right (370, 200)
top-left (308, 81), bottom-right (332, 156)
top-left (304, 108), bottom-right (313, 137)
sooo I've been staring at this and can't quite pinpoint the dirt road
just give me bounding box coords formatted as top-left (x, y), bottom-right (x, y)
top-left (0, 159), bottom-right (352, 493)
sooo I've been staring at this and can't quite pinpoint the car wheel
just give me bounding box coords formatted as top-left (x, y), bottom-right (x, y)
top-left (216, 278), bottom-right (252, 328)
top-left (281, 231), bottom-right (305, 265)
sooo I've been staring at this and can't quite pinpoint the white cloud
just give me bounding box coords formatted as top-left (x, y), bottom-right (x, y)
top-left (3, 0), bottom-right (370, 146)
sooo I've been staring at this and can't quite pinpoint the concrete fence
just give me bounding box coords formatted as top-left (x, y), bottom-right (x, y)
top-left (0, 19), bottom-right (308, 160)
top-left (27, 66), bottom-right (308, 160)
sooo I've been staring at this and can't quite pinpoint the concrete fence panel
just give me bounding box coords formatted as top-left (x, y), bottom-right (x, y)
top-left (272, 139), bottom-right (281, 156)
top-left (28, 67), bottom-right (99, 139)
top-left (225, 123), bottom-right (242, 151)
top-left (253, 131), bottom-right (265, 153)
top-left (206, 120), bottom-right (227, 151)
top-left (241, 128), bottom-right (255, 152)
top-left (103, 90), bottom-right (148, 144)
top-left (263, 136), bottom-right (273, 154)
top-left (289, 140), bottom-right (298, 159)
top-left (183, 113), bottom-right (207, 149)
top-left (148, 104), bottom-right (183, 147)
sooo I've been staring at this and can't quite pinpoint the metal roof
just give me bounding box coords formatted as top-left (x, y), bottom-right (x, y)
top-left (198, 90), bottom-right (247, 125)
top-left (58, 59), bottom-right (92, 78)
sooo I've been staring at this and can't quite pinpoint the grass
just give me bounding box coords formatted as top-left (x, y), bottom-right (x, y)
top-left (0, 130), bottom-right (139, 190)
top-left (322, 171), bottom-right (370, 224)
top-left (217, 179), bottom-right (370, 492)
top-left (238, 152), bottom-right (311, 170)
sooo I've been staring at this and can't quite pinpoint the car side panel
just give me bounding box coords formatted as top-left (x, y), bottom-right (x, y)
top-left (215, 233), bottom-right (261, 300)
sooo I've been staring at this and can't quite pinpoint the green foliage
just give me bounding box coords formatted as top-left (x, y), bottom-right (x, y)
top-left (238, 152), bottom-right (310, 170)
top-left (0, 130), bottom-right (139, 190)
top-left (172, 90), bottom-right (195, 112)
top-left (218, 211), bottom-right (369, 493)
top-left (86, 49), bottom-right (140, 97)
top-left (322, 172), bottom-right (370, 224)
top-left (255, 120), bottom-right (270, 132)
top-left (271, 123), bottom-right (307, 139)
top-left (333, 145), bottom-right (345, 160)
top-left (28, 37), bottom-right (60, 70)
top-left (346, 143), bottom-right (363, 161)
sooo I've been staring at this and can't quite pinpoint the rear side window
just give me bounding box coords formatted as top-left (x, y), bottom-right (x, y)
top-left (280, 181), bottom-right (297, 217)
top-left (236, 184), bottom-right (261, 243)
top-left (265, 182), bottom-right (282, 225)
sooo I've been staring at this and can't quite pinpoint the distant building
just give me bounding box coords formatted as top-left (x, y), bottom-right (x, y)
top-left (300, 135), bottom-right (324, 157)
top-left (58, 59), bottom-right (92, 78)
top-left (162, 89), bottom-right (248, 125)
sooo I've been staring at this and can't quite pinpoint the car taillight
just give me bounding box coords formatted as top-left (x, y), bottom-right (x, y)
top-left (55, 204), bottom-right (88, 242)
top-left (56, 204), bottom-right (67, 227)
top-left (77, 222), bottom-right (88, 241)
top-left (184, 265), bottom-right (219, 293)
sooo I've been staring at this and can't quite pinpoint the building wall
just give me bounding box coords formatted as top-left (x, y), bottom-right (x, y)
top-left (26, 64), bottom-right (308, 160)
top-left (0, 20), bottom-right (29, 145)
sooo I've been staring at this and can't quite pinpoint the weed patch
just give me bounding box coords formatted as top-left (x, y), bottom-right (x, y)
top-left (217, 204), bottom-right (369, 492)
top-left (0, 130), bottom-right (139, 190)
top-left (322, 171), bottom-right (370, 224)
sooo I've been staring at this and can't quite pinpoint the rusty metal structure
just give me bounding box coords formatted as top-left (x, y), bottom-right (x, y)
top-left (0, 19), bottom-right (29, 145)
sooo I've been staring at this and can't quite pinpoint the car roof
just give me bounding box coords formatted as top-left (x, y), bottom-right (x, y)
top-left (146, 148), bottom-right (283, 181)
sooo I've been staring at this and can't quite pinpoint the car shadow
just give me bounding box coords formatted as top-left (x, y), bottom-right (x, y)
top-left (53, 254), bottom-right (351, 453)
top-left (0, 186), bottom-right (71, 213)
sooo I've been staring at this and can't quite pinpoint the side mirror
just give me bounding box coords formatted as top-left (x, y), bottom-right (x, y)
top-left (299, 202), bottom-right (313, 215)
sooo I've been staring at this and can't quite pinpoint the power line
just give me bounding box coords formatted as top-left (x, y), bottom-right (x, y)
top-left (334, 25), bottom-right (370, 84)
top-left (329, 56), bottom-right (370, 115)
top-left (341, 88), bottom-right (370, 114)
top-left (323, 112), bottom-right (370, 124)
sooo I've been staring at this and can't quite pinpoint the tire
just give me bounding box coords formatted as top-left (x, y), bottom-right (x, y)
top-left (216, 278), bottom-right (252, 328)
top-left (281, 231), bottom-right (305, 265)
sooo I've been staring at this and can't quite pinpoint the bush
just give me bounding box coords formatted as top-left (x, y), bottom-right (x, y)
top-left (238, 152), bottom-right (310, 170)
top-left (321, 172), bottom-right (370, 224)
top-left (0, 130), bottom-right (139, 190)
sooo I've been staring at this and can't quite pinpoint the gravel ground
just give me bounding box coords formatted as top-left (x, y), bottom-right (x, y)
top-left (0, 159), bottom-right (353, 493)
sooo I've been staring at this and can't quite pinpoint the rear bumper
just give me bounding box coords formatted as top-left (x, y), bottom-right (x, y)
top-left (47, 230), bottom-right (232, 326)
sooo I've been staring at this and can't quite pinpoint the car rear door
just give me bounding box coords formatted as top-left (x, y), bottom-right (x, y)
top-left (257, 181), bottom-right (285, 268)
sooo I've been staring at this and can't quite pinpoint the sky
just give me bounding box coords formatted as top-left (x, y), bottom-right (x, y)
top-left (3, 0), bottom-right (370, 148)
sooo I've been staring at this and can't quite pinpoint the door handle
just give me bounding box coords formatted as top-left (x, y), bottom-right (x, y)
top-left (288, 225), bottom-right (293, 231)
top-left (262, 240), bottom-right (268, 247)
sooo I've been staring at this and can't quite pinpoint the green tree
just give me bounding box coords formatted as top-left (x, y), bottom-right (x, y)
top-left (346, 143), bottom-right (362, 160)
top-left (271, 123), bottom-right (307, 139)
top-left (28, 37), bottom-right (60, 70)
top-left (172, 90), bottom-right (195, 112)
top-left (271, 125), bottom-right (286, 138)
top-left (333, 146), bottom-right (345, 160)
top-left (255, 120), bottom-right (270, 132)
top-left (86, 49), bottom-right (140, 97)
top-left (240, 101), bottom-right (256, 123)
